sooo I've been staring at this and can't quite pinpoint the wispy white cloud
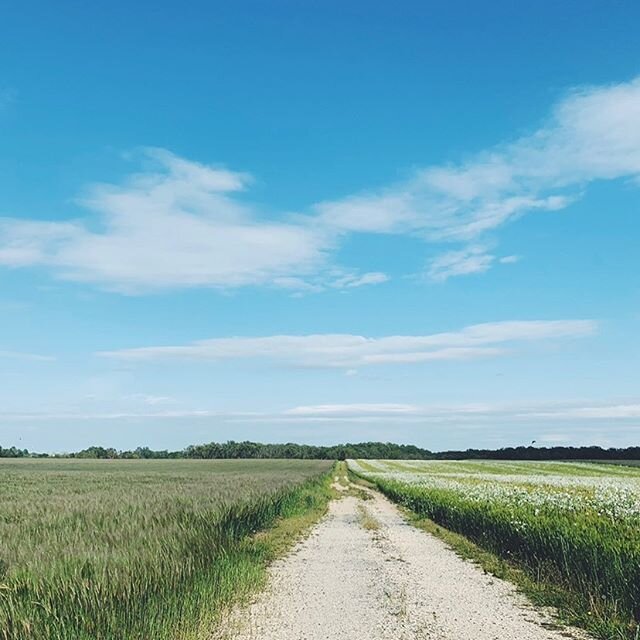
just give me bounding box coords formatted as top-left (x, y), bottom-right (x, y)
top-left (268, 399), bottom-right (640, 423)
top-left (526, 403), bottom-right (640, 419)
top-left (426, 248), bottom-right (520, 281)
top-left (272, 269), bottom-right (389, 293)
top-left (1, 398), bottom-right (638, 426)
top-left (285, 403), bottom-right (421, 416)
top-left (427, 245), bottom-right (496, 281)
top-left (317, 76), bottom-right (640, 274)
top-left (319, 78), bottom-right (640, 237)
top-left (0, 350), bottom-right (55, 362)
top-left (330, 271), bottom-right (389, 288)
top-left (98, 319), bottom-right (597, 368)
top-left (1, 77), bottom-right (639, 290)
top-left (0, 149), bottom-right (334, 292)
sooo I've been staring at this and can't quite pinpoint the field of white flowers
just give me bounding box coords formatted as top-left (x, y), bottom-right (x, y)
top-left (349, 459), bottom-right (640, 639)
top-left (350, 459), bottom-right (640, 520)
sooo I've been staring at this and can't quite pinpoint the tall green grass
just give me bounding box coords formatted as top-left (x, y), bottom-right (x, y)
top-left (368, 475), bottom-right (640, 639)
top-left (0, 459), bottom-right (332, 640)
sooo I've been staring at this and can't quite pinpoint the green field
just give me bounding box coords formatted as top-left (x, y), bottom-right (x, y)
top-left (0, 458), bottom-right (332, 640)
top-left (349, 459), bottom-right (640, 639)
top-left (590, 459), bottom-right (640, 469)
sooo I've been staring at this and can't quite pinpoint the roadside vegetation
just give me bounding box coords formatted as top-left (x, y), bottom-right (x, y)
top-left (350, 459), bottom-right (640, 640)
top-left (0, 458), bottom-right (333, 640)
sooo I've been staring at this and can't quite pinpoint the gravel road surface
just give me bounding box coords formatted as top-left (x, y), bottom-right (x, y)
top-left (215, 489), bottom-right (589, 640)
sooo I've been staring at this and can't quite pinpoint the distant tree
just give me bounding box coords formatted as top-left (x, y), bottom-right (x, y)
top-left (0, 445), bottom-right (29, 458)
top-left (73, 446), bottom-right (118, 459)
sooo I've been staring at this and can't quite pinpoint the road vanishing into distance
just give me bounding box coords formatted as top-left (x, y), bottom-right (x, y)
top-left (215, 484), bottom-right (589, 640)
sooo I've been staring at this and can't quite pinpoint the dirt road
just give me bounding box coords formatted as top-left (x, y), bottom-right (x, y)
top-left (216, 489), bottom-right (588, 640)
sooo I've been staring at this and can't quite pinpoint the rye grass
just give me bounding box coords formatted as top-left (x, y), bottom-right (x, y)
top-left (0, 458), bottom-right (332, 640)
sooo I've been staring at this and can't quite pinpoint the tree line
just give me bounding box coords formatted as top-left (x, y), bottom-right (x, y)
top-left (436, 445), bottom-right (640, 460)
top-left (0, 441), bottom-right (433, 460)
top-left (1, 441), bottom-right (639, 460)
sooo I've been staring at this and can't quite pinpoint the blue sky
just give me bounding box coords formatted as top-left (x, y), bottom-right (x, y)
top-left (1, 1), bottom-right (639, 452)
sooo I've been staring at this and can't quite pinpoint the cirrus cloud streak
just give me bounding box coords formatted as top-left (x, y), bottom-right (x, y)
top-left (98, 319), bottom-right (597, 368)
